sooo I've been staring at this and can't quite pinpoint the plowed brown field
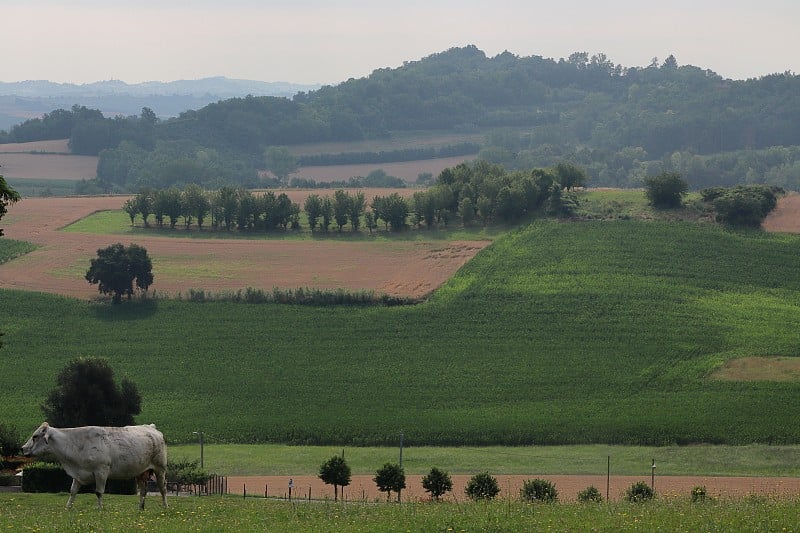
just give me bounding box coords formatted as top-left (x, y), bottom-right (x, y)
top-left (762, 192), bottom-right (800, 233)
top-left (0, 194), bottom-right (489, 300)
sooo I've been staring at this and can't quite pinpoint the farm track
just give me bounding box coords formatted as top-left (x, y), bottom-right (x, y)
top-left (0, 195), bottom-right (489, 300)
top-left (228, 474), bottom-right (800, 502)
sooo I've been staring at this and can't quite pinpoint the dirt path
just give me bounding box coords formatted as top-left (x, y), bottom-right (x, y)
top-left (227, 474), bottom-right (800, 502)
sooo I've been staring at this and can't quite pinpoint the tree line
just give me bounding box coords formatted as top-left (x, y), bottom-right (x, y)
top-left (296, 142), bottom-right (480, 166)
top-left (122, 162), bottom-right (587, 233)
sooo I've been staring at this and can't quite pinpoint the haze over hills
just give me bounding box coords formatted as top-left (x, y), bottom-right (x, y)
top-left (0, 77), bottom-right (321, 131)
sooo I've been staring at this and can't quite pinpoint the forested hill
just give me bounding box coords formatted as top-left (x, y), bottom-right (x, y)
top-left (3, 45), bottom-right (800, 191)
top-left (165, 45), bottom-right (800, 156)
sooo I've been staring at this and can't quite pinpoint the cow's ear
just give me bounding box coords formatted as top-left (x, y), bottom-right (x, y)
top-left (43, 427), bottom-right (50, 444)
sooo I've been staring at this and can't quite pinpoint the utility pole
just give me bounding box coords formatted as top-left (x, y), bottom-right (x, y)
top-left (193, 431), bottom-right (204, 469)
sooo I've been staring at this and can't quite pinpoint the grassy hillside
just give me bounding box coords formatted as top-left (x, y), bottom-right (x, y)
top-left (2, 221), bottom-right (800, 445)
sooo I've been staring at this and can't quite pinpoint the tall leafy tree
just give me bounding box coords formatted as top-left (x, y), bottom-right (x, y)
top-left (318, 455), bottom-right (351, 501)
top-left (181, 184), bottom-right (210, 228)
top-left (264, 146), bottom-right (298, 184)
top-left (348, 191), bottom-right (365, 231)
top-left (0, 175), bottom-right (20, 237)
top-left (554, 162), bottom-right (588, 191)
top-left (304, 194), bottom-right (322, 232)
top-left (41, 357), bottom-right (141, 427)
top-left (85, 243), bottom-right (154, 304)
top-left (333, 189), bottom-right (351, 231)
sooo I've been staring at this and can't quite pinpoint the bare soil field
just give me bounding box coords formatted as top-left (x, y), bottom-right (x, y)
top-left (711, 356), bottom-right (800, 382)
top-left (0, 195), bottom-right (488, 300)
top-left (0, 153), bottom-right (98, 180)
top-left (277, 155), bottom-right (476, 183)
top-left (227, 474), bottom-right (800, 503)
top-left (0, 139), bottom-right (70, 153)
top-left (762, 192), bottom-right (800, 233)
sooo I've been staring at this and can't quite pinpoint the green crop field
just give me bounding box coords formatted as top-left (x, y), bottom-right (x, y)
top-left (2, 218), bottom-right (800, 446)
top-left (1, 493), bottom-right (798, 531)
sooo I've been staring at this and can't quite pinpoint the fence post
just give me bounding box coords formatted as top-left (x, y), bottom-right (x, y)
top-left (243, 484), bottom-right (246, 499)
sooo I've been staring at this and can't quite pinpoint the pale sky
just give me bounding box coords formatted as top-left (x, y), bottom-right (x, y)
top-left (4, 0), bottom-right (799, 85)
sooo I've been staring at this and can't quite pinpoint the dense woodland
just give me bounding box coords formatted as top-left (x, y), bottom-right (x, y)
top-left (2, 46), bottom-right (800, 191)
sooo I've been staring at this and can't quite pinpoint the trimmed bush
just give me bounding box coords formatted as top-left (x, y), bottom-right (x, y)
top-left (421, 467), bottom-right (453, 501)
top-left (464, 472), bottom-right (500, 501)
top-left (0, 473), bottom-right (18, 486)
top-left (577, 485), bottom-right (603, 503)
top-left (520, 478), bottom-right (558, 503)
top-left (625, 481), bottom-right (655, 502)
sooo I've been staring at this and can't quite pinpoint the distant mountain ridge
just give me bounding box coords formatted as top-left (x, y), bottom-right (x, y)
top-left (0, 77), bottom-right (320, 98)
top-left (0, 77), bottom-right (321, 130)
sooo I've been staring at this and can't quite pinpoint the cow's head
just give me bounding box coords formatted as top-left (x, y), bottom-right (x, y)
top-left (21, 422), bottom-right (51, 457)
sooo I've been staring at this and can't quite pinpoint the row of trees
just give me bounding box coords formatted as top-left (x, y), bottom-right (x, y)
top-left (319, 454), bottom-right (448, 502)
top-left (480, 135), bottom-right (800, 191)
top-left (121, 162), bottom-right (588, 234)
top-left (318, 453), bottom-right (654, 503)
top-left (124, 186), bottom-right (301, 231)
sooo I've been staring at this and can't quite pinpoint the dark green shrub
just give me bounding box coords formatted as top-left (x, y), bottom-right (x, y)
top-left (625, 481), bottom-right (654, 502)
top-left (0, 423), bottom-right (21, 457)
top-left (691, 485), bottom-right (707, 502)
top-left (464, 472), bottom-right (500, 501)
top-left (167, 458), bottom-right (210, 485)
top-left (643, 172), bottom-right (688, 208)
top-left (710, 184), bottom-right (784, 227)
top-left (520, 478), bottom-right (558, 502)
top-left (0, 473), bottom-right (18, 486)
top-left (577, 485), bottom-right (603, 503)
top-left (22, 462), bottom-right (135, 494)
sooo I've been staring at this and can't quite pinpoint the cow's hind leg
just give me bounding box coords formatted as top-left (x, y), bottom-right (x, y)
top-left (155, 468), bottom-right (168, 508)
top-left (66, 479), bottom-right (81, 509)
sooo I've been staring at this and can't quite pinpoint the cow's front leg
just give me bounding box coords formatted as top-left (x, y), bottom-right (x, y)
top-left (66, 479), bottom-right (81, 509)
top-left (94, 474), bottom-right (107, 509)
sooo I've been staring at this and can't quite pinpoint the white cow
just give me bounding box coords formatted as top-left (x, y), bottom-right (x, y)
top-left (22, 422), bottom-right (168, 510)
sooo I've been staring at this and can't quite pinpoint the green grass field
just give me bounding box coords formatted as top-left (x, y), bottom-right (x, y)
top-left (164, 443), bottom-right (800, 477)
top-left (62, 206), bottom-right (506, 242)
top-left (3, 217), bottom-right (800, 447)
top-left (5, 178), bottom-right (79, 198)
top-left (1, 493), bottom-right (798, 532)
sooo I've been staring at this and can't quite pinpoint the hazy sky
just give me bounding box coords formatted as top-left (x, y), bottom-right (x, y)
top-left (5, 0), bottom-right (799, 85)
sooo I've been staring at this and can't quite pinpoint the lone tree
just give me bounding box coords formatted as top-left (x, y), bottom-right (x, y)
top-left (374, 462), bottom-right (405, 502)
top-left (0, 174), bottom-right (21, 237)
top-left (264, 146), bottom-right (298, 185)
top-left (318, 454), bottom-right (351, 501)
top-left (85, 243), bottom-right (153, 303)
top-left (421, 466), bottom-right (453, 501)
top-left (42, 357), bottom-right (142, 427)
